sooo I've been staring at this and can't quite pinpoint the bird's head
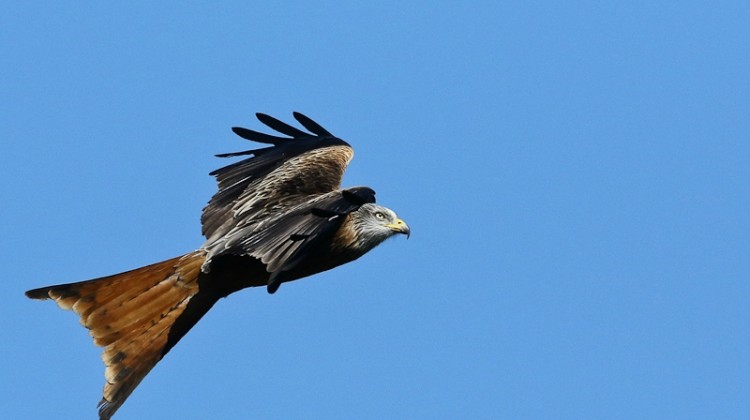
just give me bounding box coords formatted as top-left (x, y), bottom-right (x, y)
top-left (350, 203), bottom-right (410, 251)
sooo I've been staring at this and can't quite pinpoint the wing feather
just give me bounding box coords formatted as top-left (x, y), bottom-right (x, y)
top-left (213, 187), bottom-right (375, 293)
top-left (202, 113), bottom-right (353, 245)
top-left (256, 113), bottom-right (311, 138)
top-left (294, 111), bottom-right (333, 136)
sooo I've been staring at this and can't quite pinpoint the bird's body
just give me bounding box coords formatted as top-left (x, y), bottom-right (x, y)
top-left (25, 113), bottom-right (409, 419)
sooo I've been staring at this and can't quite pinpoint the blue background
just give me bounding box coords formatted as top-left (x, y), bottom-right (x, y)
top-left (3, 2), bottom-right (748, 419)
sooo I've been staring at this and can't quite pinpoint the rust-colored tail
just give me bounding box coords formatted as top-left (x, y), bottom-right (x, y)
top-left (26, 250), bottom-right (210, 420)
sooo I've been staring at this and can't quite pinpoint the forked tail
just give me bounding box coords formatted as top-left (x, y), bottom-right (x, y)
top-left (26, 250), bottom-right (211, 419)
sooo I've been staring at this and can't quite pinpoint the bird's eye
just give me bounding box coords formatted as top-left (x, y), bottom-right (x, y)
top-left (374, 212), bottom-right (386, 220)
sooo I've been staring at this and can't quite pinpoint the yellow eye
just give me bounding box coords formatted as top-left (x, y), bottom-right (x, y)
top-left (374, 212), bottom-right (386, 220)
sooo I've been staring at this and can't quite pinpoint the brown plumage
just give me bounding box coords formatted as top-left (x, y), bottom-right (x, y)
top-left (25, 112), bottom-right (410, 419)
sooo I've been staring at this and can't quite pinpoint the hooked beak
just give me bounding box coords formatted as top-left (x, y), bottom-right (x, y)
top-left (386, 218), bottom-right (410, 239)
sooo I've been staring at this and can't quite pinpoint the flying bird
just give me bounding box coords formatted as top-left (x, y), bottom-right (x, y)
top-left (25, 112), bottom-right (410, 419)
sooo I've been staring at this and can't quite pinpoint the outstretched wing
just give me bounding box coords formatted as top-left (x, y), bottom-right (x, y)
top-left (201, 112), bottom-right (354, 247)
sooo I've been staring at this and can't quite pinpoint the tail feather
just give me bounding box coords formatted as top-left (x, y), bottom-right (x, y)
top-left (26, 250), bottom-right (211, 420)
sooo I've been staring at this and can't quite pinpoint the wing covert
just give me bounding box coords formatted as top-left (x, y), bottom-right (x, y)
top-left (213, 187), bottom-right (375, 293)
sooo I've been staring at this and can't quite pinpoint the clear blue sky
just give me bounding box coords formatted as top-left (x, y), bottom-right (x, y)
top-left (3, 2), bottom-right (748, 419)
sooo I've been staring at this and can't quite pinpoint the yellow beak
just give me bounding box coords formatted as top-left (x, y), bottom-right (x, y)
top-left (386, 218), bottom-right (410, 238)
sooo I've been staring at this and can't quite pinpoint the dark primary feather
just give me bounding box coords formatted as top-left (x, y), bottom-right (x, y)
top-left (214, 147), bottom-right (265, 158)
top-left (255, 113), bottom-right (310, 138)
top-left (293, 111), bottom-right (333, 136)
top-left (230, 127), bottom-right (288, 145)
top-left (224, 111), bottom-right (333, 148)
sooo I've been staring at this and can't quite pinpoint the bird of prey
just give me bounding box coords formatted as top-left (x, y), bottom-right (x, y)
top-left (25, 112), bottom-right (410, 419)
